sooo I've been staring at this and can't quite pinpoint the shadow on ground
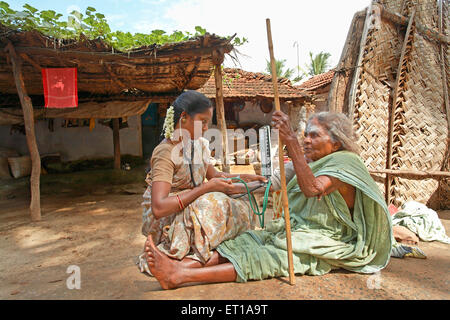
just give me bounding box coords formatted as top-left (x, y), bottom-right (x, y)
top-left (0, 167), bottom-right (449, 300)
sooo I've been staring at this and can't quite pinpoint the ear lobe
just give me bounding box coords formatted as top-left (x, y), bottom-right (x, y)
top-left (333, 141), bottom-right (342, 152)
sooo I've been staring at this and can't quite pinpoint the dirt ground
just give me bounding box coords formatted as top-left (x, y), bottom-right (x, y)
top-left (0, 165), bottom-right (449, 300)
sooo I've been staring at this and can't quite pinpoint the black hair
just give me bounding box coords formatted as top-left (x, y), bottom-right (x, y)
top-left (160, 90), bottom-right (212, 141)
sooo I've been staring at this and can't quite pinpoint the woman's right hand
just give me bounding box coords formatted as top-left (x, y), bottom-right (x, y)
top-left (205, 177), bottom-right (241, 195)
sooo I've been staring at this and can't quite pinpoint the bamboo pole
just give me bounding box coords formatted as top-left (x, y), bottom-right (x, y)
top-left (369, 168), bottom-right (450, 179)
top-left (438, 0), bottom-right (450, 133)
top-left (266, 18), bottom-right (295, 285)
top-left (378, 4), bottom-right (449, 45)
top-left (213, 59), bottom-right (230, 173)
top-left (13, 44), bottom-right (234, 62)
top-left (327, 10), bottom-right (366, 113)
top-left (347, 5), bottom-right (372, 117)
top-left (5, 42), bottom-right (41, 221)
top-left (113, 118), bottom-right (121, 170)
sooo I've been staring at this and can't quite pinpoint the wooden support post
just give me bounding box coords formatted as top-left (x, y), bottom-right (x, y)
top-left (113, 118), bottom-right (121, 170)
top-left (266, 18), bottom-right (295, 285)
top-left (438, 0), bottom-right (450, 133)
top-left (348, 5), bottom-right (372, 118)
top-left (370, 168), bottom-right (450, 179)
top-left (5, 42), bottom-right (41, 221)
top-left (438, 0), bottom-right (450, 210)
top-left (213, 52), bottom-right (230, 173)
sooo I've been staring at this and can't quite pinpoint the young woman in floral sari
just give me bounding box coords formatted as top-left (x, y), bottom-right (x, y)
top-left (138, 91), bottom-right (267, 272)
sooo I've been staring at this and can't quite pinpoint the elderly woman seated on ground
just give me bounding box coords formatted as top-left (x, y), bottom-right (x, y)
top-left (144, 110), bottom-right (393, 289)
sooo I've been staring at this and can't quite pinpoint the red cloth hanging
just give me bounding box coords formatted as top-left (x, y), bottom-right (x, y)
top-left (42, 68), bottom-right (78, 108)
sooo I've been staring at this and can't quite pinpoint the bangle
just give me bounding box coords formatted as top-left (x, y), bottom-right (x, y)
top-left (176, 195), bottom-right (185, 211)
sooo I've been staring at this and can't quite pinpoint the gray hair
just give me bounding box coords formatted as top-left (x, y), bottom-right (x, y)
top-left (308, 112), bottom-right (360, 154)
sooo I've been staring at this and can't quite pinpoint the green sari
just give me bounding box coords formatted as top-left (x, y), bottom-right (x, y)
top-left (216, 151), bottom-right (393, 282)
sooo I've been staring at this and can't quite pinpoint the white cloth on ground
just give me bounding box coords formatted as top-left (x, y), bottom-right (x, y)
top-left (392, 201), bottom-right (450, 244)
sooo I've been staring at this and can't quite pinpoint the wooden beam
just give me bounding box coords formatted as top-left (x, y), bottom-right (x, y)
top-left (369, 168), bottom-right (450, 180)
top-left (378, 4), bottom-right (450, 44)
top-left (113, 118), bottom-right (121, 170)
top-left (386, 10), bottom-right (415, 205)
top-left (438, 0), bottom-right (450, 133)
top-left (183, 57), bottom-right (202, 88)
top-left (327, 10), bottom-right (366, 113)
top-left (19, 52), bottom-right (42, 72)
top-left (213, 50), bottom-right (230, 173)
top-left (13, 44), bottom-right (233, 62)
top-left (348, 6), bottom-right (372, 117)
top-left (266, 18), bottom-right (295, 286)
top-left (5, 42), bottom-right (41, 221)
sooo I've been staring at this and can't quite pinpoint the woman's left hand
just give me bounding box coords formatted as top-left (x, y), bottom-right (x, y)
top-left (238, 173), bottom-right (268, 183)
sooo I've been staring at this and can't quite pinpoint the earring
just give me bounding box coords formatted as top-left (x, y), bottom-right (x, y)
top-left (181, 117), bottom-right (186, 123)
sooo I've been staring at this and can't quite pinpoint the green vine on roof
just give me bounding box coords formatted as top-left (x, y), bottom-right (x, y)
top-left (0, 1), bottom-right (247, 51)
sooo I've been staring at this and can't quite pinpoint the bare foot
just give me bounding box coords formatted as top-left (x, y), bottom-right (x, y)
top-left (144, 235), bottom-right (184, 290)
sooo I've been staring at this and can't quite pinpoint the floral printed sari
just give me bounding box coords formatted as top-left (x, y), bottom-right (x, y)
top-left (141, 137), bottom-right (257, 264)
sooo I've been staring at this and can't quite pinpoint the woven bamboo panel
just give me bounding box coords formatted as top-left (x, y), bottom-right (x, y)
top-left (436, 0), bottom-right (450, 209)
top-left (404, 0), bottom-right (441, 33)
top-left (389, 1), bottom-right (449, 207)
top-left (350, 0), bottom-right (449, 207)
top-left (351, 11), bottom-right (402, 195)
top-left (377, 0), bottom-right (404, 12)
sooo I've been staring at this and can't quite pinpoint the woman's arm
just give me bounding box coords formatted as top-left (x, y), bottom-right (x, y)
top-left (206, 164), bottom-right (267, 183)
top-left (270, 161), bottom-right (296, 191)
top-left (284, 138), bottom-right (345, 198)
top-left (151, 177), bottom-right (244, 219)
top-left (272, 111), bottom-right (347, 199)
top-left (151, 181), bottom-right (210, 219)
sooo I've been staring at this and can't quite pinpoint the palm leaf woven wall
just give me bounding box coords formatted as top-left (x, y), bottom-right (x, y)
top-left (329, 0), bottom-right (449, 209)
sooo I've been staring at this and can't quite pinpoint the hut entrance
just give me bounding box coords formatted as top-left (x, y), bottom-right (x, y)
top-left (141, 103), bottom-right (161, 161)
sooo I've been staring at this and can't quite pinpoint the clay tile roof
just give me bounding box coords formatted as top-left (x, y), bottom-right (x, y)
top-left (198, 68), bottom-right (309, 100)
top-left (297, 69), bottom-right (335, 91)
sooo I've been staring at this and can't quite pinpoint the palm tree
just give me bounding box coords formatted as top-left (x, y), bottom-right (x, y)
top-left (306, 51), bottom-right (331, 76)
top-left (265, 59), bottom-right (294, 79)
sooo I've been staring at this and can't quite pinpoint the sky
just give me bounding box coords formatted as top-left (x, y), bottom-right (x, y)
top-left (8, 0), bottom-right (371, 77)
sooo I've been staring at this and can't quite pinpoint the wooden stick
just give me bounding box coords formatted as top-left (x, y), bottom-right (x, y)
top-left (438, 0), bottom-right (450, 133)
top-left (378, 4), bottom-right (450, 45)
top-left (13, 44), bottom-right (234, 62)
top-left (348, 5), bottom-right (372, 118)
top-left (19, 52), bottom-right (42, 72)
top-left (369, 168), bottom-right (450, 179)
top-left (266, 18), bottom-right (295, 285)
top-left (5, 42), bottom-right (41, 221)
top-left (213, 58), bottom-right (230, 173)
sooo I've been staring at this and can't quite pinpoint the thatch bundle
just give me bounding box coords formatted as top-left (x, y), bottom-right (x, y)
top-left (328, 0), bottom-right (449, 209)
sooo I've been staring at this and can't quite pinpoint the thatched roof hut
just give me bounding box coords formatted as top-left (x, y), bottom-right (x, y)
top-left (0, 23), bottom-right (234, 220)
top-left (327, 0), bottom-right (449, 209)
top-left (0, 23), bottom-right (233, 97)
